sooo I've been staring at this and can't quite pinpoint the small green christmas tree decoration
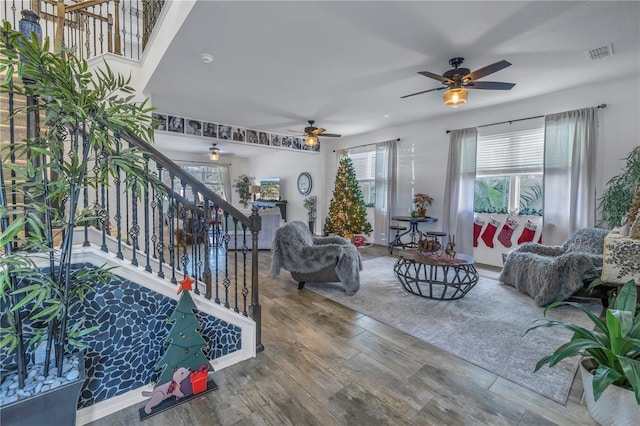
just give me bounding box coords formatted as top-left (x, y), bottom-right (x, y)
top-left (324, 156), bottom-right (373, 236)
top-left (154, 275), bottom-right (211, 387)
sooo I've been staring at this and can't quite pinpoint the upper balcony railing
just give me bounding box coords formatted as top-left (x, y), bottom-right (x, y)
top-left (2, 0), bottom-right (165, 61)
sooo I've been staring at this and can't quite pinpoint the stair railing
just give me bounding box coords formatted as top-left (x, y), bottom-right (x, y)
top-left (1, 85), bottom-right (264, 353)
top-left (2, 0), bottom-right (163, 61)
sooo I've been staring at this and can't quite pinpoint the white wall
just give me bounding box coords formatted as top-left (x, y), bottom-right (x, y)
top-left (326, 75), bottom-right (640, 264)
top-left (247, 149), bottom-right (326, 232)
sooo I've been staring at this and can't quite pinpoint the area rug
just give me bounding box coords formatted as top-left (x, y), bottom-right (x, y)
top-left (304, 256), bottom-right (602, 404)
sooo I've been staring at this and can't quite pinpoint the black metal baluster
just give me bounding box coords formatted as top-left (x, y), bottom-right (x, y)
top-left (155, 164), bottom-right (165, 279)
top-left (99, 149), bottom-right (108, 252)
top-left (114, 134), bottom-right (123, 259)
top-left (143, 154), bottom-right (151, 272)
top-left (202, 199), bottom-right (212, 299)
top-left (179, 180), bottom-right (188, 273)
top-left (168, 173), bottom-right (176, 283)
top-left (129, 174), bottom-right (140, 267)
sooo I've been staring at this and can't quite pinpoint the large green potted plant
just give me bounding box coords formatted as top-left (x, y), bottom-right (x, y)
top-left (234, 174), bottom-right (254, 209)
top-left (526, 280), bottom-right (640, 425)
top-left (0, 16), bottom-right (161, 425)
top-left (599, 146), bottom-right (640, 228)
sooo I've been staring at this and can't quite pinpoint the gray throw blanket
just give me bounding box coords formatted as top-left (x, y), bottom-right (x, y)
top-left (271, 221), bottom-right (363, 295)
top-left (500, 227), bottom-right (608, 306)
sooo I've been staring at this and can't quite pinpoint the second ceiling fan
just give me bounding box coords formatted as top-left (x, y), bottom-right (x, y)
top-left (402, 57), bottom-right (515, 107)
top-left (294, 120), bottom-right (341, 147)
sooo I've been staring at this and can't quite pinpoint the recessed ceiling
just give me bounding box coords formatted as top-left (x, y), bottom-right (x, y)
top-left (145, 1), bottom-right (640, 157)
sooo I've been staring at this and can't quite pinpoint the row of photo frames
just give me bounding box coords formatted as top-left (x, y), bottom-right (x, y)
top-left (152, 113), bottom-right (321, 152)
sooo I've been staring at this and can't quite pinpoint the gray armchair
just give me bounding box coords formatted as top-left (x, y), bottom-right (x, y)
top-left (500, 227), bottom-right (608, 306)
top-left (270, 221), bottom-right (362, 295)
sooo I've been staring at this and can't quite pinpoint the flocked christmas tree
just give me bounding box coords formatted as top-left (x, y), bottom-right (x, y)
top-left (324, 156), bottom-right (373, 236)
top-left (154, 275), bottom-right (212, 387)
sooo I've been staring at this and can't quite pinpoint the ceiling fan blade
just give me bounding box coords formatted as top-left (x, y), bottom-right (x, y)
top-left (319, 133), bottom-right (341, 138)
top-left (401, 86), bottom-right (446, 99)
top-left (466, 81), bottom-right (515, 90)
top-left (418, 70), bottom-right (451, 84)
top-left (463, 60), bottom-right (511, 82)
top-left (312, 128), bottom-right (326, 135)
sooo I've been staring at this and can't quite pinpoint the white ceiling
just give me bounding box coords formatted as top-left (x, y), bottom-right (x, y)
top-left (145, 1), bottom-right (640, 157)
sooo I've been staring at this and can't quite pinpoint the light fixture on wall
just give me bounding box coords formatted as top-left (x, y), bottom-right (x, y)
top-left (209, 144), bottom-right (219, 161)
top-left (443, 87), bottom-right (468, 108)
top-left (250, 185), bottom-right (261, 201)
top-left (305, 135), bottom-right (319, 147)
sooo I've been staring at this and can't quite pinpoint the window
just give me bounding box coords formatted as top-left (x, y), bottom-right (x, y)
top-left (348, 147), bottom-right (376, 205)
top-left (474, 120), bottom-right (544, 216)
top-left (162, 163), bottom-right (228, 200)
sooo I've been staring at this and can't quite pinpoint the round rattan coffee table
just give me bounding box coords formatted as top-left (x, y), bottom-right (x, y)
top-left (393, 251), bottom-right (479, 300)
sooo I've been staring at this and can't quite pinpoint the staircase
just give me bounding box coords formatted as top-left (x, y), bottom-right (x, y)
top-left (1, 3), bottom-right (264, 423)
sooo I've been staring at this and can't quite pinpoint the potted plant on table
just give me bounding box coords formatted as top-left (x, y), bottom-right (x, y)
top-left (413, 193), bottom-right (433, 217)
top-left (1, 16), bottom-right (160, 425)
top-left (526, 280), bottom-right (640, 425)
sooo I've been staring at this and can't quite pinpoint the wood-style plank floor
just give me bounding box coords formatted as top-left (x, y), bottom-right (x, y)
top-left (88, 245), bottom-right (596, 425)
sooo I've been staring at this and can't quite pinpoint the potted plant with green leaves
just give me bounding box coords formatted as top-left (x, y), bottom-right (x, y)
top-left (526, 280), bottom-right (640, 425)
top-left (234, 174), bottom-right (254, 209)
top-left (1, 16), bottom-right (161, 425)
top-left (303, 195), bottom-right (317, 233)
top-left (599, 145), bottom-right (640, 228)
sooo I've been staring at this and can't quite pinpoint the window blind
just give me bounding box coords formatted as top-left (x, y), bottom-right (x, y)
top-left (348, 147), bottom-right (376, 180)
top-left (476, 127), bottom-right (544, 175)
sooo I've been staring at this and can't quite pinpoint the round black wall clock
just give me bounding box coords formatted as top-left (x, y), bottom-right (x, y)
top-left (297, 172), bottom-right (312, 196)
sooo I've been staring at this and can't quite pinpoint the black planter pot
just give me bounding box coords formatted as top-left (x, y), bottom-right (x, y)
top-left (308, 221), bottom-right (314, 233)
top-left (1, 352), bottom-right (86, 426)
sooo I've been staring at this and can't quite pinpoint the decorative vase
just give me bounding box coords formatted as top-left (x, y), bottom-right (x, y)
top-left (308, 221), bottom-right (314, 233)
top-left (418, 208), bottom-right (427, 217)
top-left (580, 358), bottom-right (640, 426)
top-left (411, 210), bottom-right (419, 218)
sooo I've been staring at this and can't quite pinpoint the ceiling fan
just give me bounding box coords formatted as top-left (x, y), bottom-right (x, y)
top-left (293, 120), bottom-right (341, 147)
top-left (401, 57), bottom-right (515, 107)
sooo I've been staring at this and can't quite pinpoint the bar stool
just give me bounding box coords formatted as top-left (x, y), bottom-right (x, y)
top-left (388, 225), bottom-right (408, 254)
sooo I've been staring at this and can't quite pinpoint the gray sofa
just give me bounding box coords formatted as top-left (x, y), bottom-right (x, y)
top-left (500, 227), bottom-right (608, 306)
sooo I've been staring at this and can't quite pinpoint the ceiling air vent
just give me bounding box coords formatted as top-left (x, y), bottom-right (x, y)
top-left (584, 43), bottom-right (613, 61)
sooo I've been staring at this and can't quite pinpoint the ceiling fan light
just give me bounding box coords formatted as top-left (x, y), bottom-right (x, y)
top-left (305, 135), bottom-right (319, 147)
top-left (443, 88), bottom-right (468, 107)
top-left (209, 145), bottom-right (220, 161)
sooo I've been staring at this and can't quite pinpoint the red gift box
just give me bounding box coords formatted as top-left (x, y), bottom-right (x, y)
top-left (190, 365), bottom-right (209, 394)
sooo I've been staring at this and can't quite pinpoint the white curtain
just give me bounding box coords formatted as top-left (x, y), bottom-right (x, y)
top-left (543, 107), bottom-right (598, 245)
top-left (373, 139), bottom-right (398, 245)
top-left (221, 164), bottom-right (232, 202)
top-left (443, 128), bottom-right (477, 255)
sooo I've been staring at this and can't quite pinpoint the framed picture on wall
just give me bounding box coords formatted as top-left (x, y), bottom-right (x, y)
top-left (246, 129), bottom-right (258, 144)
top-left (151, 113), bottom-right (167, 131)
top-left (270, 134), bottom-right (282, 146)
top-left (218, 125), bottom-right (232, 139)
top-left (186, 119), bottom-right (202, 136)
top-left (203, 122), bottom-right (217, 138)
top-left (167, 115), bottom-right (184, 133)
top-left (232, 127), bottom-right (245, 141)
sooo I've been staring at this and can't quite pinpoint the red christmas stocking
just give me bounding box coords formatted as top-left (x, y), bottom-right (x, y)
top-left (473, 217), bottom-right (485, 247)
top-left (480, 217), bottom-right (500, 248)
top-left (537, 234), bottom-right (542, 244)
top-left (517, 220), bottom-right (537, 244)
top-left (498, 218), bottom-right (518, 248)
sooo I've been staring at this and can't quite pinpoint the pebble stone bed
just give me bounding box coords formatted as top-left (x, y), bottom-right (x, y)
top-left (0, 354), bottom-right (81, 405)
top-left (0, 263), bottom-right (241, 409)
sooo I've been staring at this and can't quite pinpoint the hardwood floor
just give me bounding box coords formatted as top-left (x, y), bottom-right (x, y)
top-left (88, 245), bottom-right (596, 425)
